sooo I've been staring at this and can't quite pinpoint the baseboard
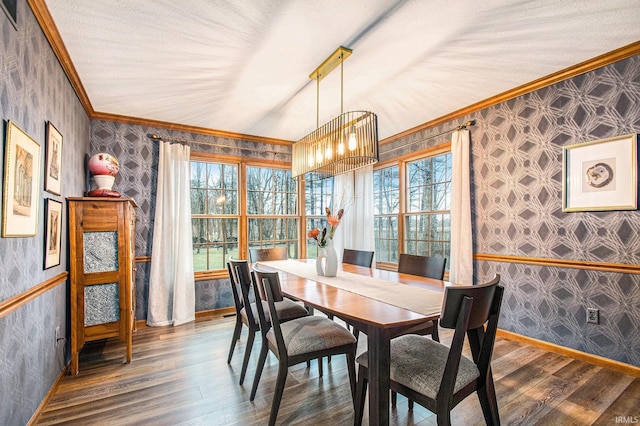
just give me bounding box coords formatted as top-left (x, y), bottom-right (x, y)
top-left (497, 329), bottom-right (640, 378)
top-left (27, 364), bottom-right (69, 425)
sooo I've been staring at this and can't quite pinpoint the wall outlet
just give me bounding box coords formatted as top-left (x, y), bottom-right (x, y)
top-left (55, 326), bottom-right (60, 346)
top-left (587, 308), bottom-right (599, 324)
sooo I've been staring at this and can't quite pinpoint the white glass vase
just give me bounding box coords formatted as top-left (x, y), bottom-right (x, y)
top-left (324, 238), bottom-right (338, 277)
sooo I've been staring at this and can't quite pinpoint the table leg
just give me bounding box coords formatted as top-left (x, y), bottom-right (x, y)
top-left (367, 327), bottom-right (391, 426)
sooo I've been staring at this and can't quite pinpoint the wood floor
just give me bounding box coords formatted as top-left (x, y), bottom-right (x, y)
top-left (38, 313), bottom-right (639, 425)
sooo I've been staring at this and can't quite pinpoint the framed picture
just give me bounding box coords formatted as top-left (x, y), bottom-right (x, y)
top-left (562, 133), bottom-right (638, 212)
top-left (44, 198), bottom-right (62, 269)
top-left (2, 121), bottom-right (41, 237)
top-left (1, 0), bottom-right (17, 30)
top-left (45, 122), bottom-right (62, 195)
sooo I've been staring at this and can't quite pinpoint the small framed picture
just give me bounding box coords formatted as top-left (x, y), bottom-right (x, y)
top-left (44, 198), bottom-right (63, 269)
top-left (45, 122), bottom-right (63, 195)
top-left (2, 121), bottom-right (41, 237)
top-left (562, 134), bottom-right (638, 212)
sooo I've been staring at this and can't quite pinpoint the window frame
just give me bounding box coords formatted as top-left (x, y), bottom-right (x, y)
top-left (190, 152), bottom-right (299, 279)
top-left (373, 142), bottom-right (451, 272)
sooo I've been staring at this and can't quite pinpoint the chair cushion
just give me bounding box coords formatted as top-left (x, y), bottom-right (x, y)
top-left (240, 299), bottom-right (307, 325)
top-left (356, 334), bottom-right (479, 399)
top-left (267, 316), bottom-right (356, 357)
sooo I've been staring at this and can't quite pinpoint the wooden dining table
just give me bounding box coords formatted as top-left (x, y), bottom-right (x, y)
top-left (255, 259), bottom-right (448, 426)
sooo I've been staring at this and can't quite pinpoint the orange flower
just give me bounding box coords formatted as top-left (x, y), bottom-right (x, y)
top-left (308, 228), bottom-right (320, 239)
top-left (327, 215), bottom-right (340, 227)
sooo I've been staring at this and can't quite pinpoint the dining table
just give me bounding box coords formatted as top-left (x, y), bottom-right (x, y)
top-left (255, 259), bottom-right (449, 426)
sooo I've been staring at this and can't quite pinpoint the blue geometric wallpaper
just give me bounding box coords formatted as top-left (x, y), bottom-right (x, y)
top-left (0, 0), bottom-right (90, 423)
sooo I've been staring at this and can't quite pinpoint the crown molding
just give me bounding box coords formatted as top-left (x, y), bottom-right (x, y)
top-left (381, 41), bottom-right (640, 146)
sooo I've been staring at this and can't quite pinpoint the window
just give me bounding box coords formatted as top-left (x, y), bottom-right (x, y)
top-left (373, 149), bottom-right (452, 266)
top-left (304, 177), bottom-right (334, 257)
top-left (191, 161), bottom-right (239, 271)
top-left (373, 166), bottom-right (399, 262)
top-left (405, 153), bottom-right (451, 259)
top-left (246, 166), bottom-right (299, 258)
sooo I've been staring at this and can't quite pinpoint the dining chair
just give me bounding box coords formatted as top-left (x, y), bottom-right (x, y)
top-left (226, 262), bottom-right (245, 365)
top-left (249, 247), bottom-right (288, 262)
top-left (227, 258), bottom-right (308, 386)
top-left (342, 248), bottom-right (374, 268)
top-left (250, 265), bottom-right (358, 426)
top-left (398, 253), bottom-right (447, 280)
top-left (354, 274), bottom-right (504, 426)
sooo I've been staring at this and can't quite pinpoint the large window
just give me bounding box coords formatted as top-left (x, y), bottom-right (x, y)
top-left (304, 177), bottom-right (334, 258)
top-left (373, 150), bottom-right (452, 266)
top-left (191, 161), bottom-right (239, 271)
top-left (246, 166), bottom-right (299, 258)
top-left (405, 153), bottom-right (451, 259)
top-left (373, 166), bottom-right (399, 262)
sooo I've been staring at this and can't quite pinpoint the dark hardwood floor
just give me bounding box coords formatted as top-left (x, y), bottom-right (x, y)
top-left (38, 313), bottom-right (639, 425)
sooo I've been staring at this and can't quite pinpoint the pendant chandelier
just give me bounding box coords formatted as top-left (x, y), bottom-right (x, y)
top-left (292, 46), bottom-right (378, 181)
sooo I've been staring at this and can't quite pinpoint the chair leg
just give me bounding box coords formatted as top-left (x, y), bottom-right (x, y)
top-left (408, 399), bottom-right (414, 410)
top-left (239, 330), bottom-right (255, 385)
top-left (250, 343), bottom-right (269, 401)
top-left (431, 319), bottom-right (440, 342)
top-left (477, 370), bottom-right (500, 425)
top-left (269, 363), bottom-right (289, 426)
top-left (227, 320), bottom-right (242, 363)
top-left (391, 391), bottom-right (397, 406)
top-left (353, 328), bottom-right (360, 340)
top-left (354, 365), bottom-right (368, 426)
top-left (318, 357), bottom-right (323, 377)
top-left (346, 349), bottom-right (357, 403)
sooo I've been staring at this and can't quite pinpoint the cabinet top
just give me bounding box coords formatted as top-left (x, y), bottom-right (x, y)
top-left (67, 197), bottom-right (137, 207)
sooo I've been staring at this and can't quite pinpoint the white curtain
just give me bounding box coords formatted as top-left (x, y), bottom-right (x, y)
top-left (148, 141), bottom-right (195, 326)
top-left (333, 165), bottom-right (375, 263)
top-left (449, 129), bottom-right (474, 284)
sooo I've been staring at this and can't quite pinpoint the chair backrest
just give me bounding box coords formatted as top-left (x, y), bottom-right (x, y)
top-left (397, 253), bottom-right (446, 280)
top-left (226, 261), bottom-right (243, 315)
top-left (252, 265), bottom-right (288, 355)
top-left (342, 249), bottom-right (374, 268)
top-left (437, 274), bottom-right (503, 400)
top-left (439, 275), bottom-right (501, 330)
top-left (228, 258), bottom-right (257, 324)
top-left (249, 247), bottom-right (288, 262)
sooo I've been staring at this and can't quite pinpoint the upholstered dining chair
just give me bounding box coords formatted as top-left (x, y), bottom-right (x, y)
top-left (354, 275), bottom-right (504, 426)
top-left (249, 247), bottom-right (288, 262)
top-left (250, 265), bottom-right (358, 426)
top-left (226, 258), bottom-right (308, 386)
top-left (342, 248), bottom-right (375, 268)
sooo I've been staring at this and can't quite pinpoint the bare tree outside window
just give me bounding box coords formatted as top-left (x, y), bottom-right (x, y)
top-left (191, 161), bottom-right (239, 271)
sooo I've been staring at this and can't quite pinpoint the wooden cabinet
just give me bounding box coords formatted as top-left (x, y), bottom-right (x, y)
top-left (68, 197), bottom-right (136, 374)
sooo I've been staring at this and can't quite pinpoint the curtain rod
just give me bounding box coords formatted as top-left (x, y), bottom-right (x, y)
top-left (383, 120), bottom-right (476, 155)
top-left (147, 133), bottom-right (291, 157)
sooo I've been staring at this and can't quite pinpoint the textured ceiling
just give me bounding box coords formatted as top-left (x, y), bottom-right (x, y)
top-left (44, 0), bottom-right (640, 141)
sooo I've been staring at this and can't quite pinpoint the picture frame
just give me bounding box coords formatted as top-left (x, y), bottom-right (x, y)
top-left (2, 121), bottom-right (41, 237)
top-left (45, 121), bottom-right (63, 195)
top-left (1, 0), bottom-right (17, 30)
top-left (562, 133), bottom-right (638, 212)
top-left (44, 198), bottom-right (62, 269)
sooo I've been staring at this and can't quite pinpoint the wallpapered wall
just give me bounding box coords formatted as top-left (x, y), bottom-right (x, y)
top-left (0, 1), bottom-right (90, 423)
top-left (383, 56), bottom-right (640, 366)
top-left (89, 55), bottom-right (640, 368)
top-left (90, 120), bottom-right (291, 318)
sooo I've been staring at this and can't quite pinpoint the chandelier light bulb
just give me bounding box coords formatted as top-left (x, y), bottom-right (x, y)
top-left (337, 141), bottom-right (345, 155)
top-left (308, 151), bottom-right (315, 167)
top-left (316, 146), bottom-right (323, 164)
top-left (348, 126), bottom-right (357, 151)
top-left (325, 144), bottom-right (332, 160)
